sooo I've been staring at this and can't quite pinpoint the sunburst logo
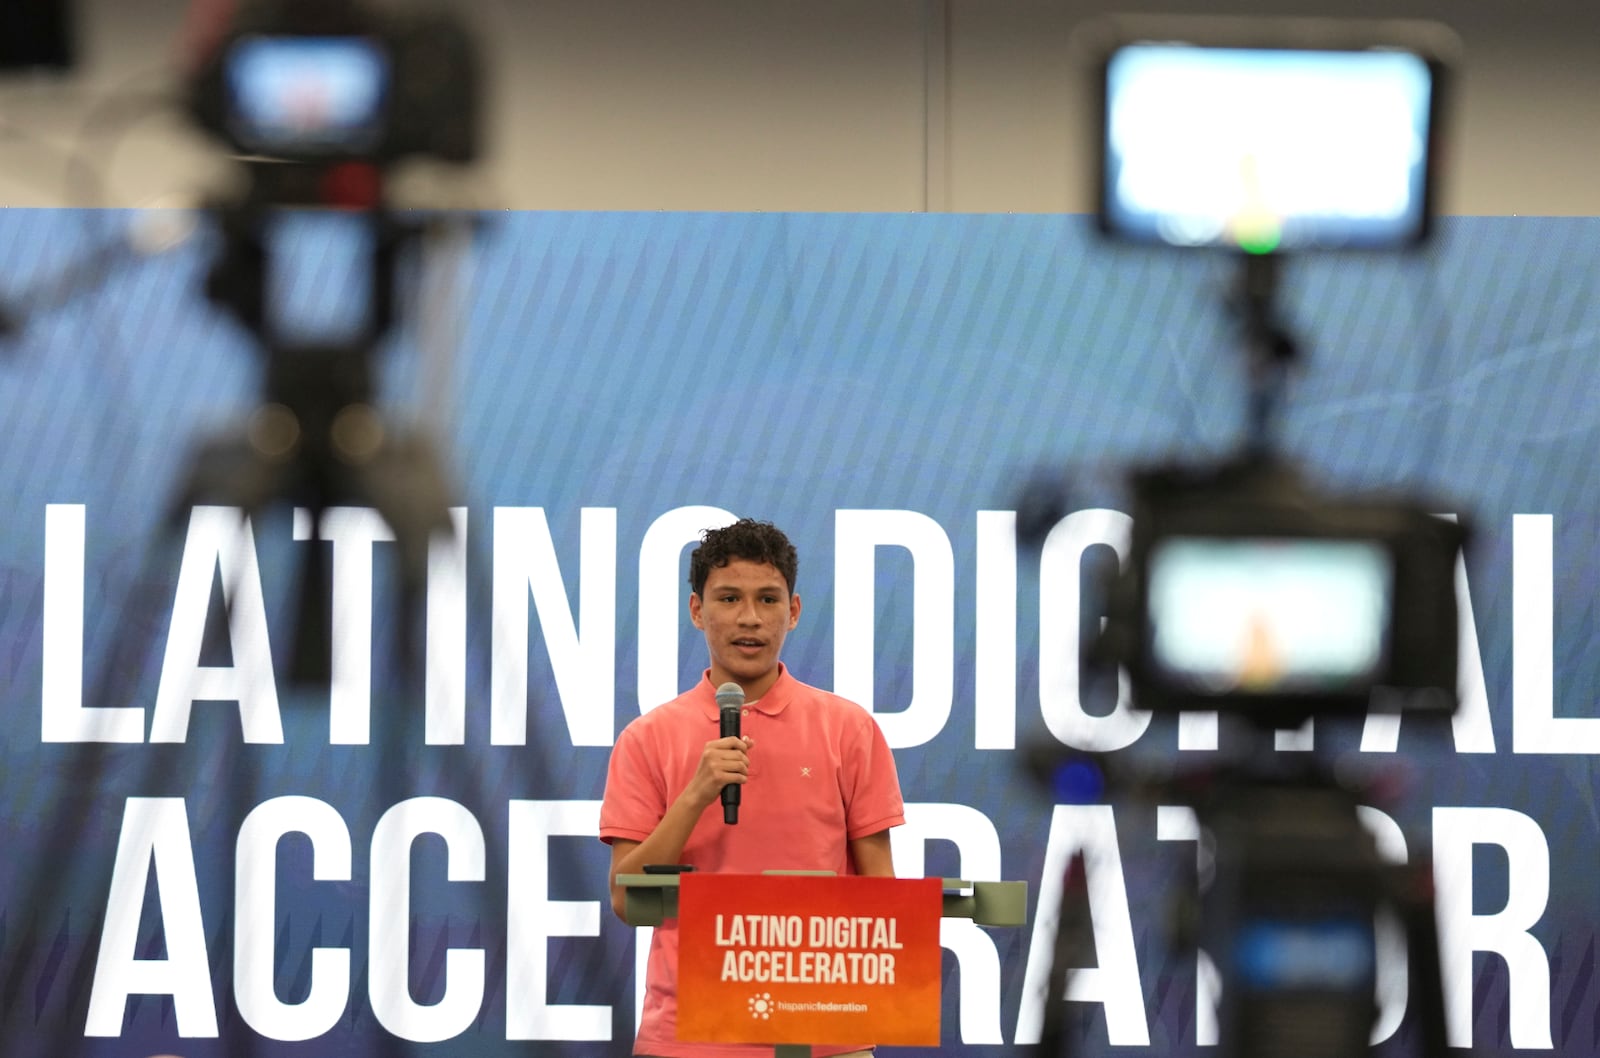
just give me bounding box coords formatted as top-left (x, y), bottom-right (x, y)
top-left (747, 992), bottom-right (773, 1019)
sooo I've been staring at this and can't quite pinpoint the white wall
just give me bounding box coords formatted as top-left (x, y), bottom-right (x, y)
top-left (0, 0), bottom-right (1596, 214)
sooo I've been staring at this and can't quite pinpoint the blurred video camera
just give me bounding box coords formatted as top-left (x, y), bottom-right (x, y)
top-left (1032, 19), bottom-right (1465, 1058)
top-left (1080, 16), bottom-right (1467, 727)
top-left (1104, 456), bottom-right (1465, 727)
top-left (1054, 455), bottom-right (1464, 1058)
top-left (171, 0), bottom-right (482, 686)
top-left (188, 0), bottom-right (479, 170)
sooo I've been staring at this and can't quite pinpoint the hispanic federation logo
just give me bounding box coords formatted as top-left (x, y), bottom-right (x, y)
top-left (747, 992), bottom-right (773, 1020)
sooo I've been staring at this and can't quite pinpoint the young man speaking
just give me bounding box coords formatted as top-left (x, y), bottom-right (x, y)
top-left (600, 519), bottom-right (905, 1057)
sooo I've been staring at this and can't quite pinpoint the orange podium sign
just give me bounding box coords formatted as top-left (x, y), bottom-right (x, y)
top-left (676, 874), bottom-right (942, 1046)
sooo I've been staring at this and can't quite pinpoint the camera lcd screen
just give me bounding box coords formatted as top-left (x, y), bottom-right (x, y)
top-left (1145, 536), bottom-right (1393, 696)
top-left (225, 36), bottom-right (390, 155)
top-left (1101, 44), bottom-right (1435, 252)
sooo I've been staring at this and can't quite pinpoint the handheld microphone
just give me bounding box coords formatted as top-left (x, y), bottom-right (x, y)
top-left (715, 681), bottom-right (744, 824)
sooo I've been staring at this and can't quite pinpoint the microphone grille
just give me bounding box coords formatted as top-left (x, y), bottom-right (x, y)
top-left (715, 682), bottom-right (745, 709)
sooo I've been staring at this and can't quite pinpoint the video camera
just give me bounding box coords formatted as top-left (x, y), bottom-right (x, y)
top-left (1103, 456), bottom-right (1465, 728)
top-left (1033, 19), bottom-right (1465, 1058)
top-left (170, 0), bottom-right (482, 685)
top-left (1077, 16), bottom-right (1468, 728)
top-left (184, 0), bottom-right (483, 339)
top-left (188, 0), bottom-right (478, 170)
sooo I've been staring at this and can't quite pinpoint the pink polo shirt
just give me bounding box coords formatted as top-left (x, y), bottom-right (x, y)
top-left (600, 666), bottom-right (905, 1057)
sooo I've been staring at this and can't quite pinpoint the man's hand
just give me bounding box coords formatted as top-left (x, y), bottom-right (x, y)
top-left (688, 735), bottom-right (754, 810)
top-left (606, 733), bottom-right (756, 920)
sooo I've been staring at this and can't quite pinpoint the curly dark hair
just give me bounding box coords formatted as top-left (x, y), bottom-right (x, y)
top-left (689, 518), bottom-right (798, 596)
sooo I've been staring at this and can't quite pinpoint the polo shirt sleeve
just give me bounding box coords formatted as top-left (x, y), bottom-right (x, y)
top-left (840, 710), bottom-right (905, 840)
top-left (598, 719), bottom-right (666, 845)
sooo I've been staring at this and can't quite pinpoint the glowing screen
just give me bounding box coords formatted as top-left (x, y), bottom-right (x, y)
top-left (1103, 45), bottom-right (1434, 251)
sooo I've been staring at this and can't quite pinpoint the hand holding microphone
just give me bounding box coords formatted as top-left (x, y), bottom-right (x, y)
top-left (715, 682), bottom-right (745, 824)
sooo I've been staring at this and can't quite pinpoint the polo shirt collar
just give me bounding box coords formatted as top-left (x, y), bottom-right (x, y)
top-left (695, 664), bottom-right (796, 721)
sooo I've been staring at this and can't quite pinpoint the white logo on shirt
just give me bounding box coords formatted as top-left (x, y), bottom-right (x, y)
top-left (800, 767), bottom-right (812, 778)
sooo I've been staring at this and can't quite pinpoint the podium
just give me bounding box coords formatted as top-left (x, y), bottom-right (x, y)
top-left (618, 871), bottom-right (1027, 1056)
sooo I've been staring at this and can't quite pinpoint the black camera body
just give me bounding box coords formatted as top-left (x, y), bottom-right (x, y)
top-left (188, 0), bottom-right (479, 168)
top-left (1102, 456), bottom-right (1465, 726)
